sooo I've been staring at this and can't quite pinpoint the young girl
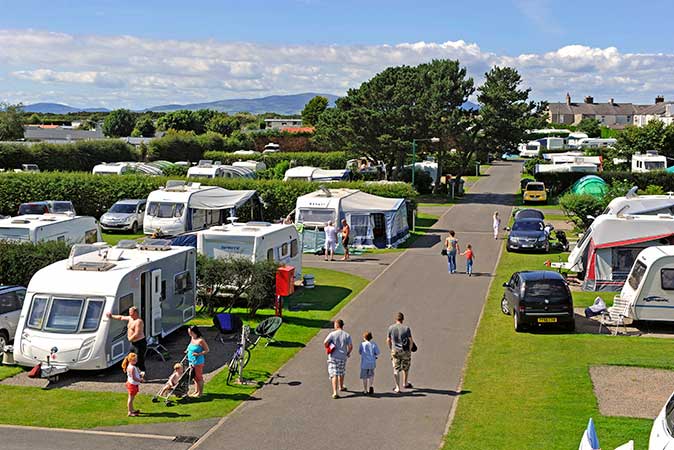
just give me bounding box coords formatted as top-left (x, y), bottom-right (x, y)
top-left (461, 244), bottom-right (475, 276)
top-left (358, 331), bottom-right (380, 395)
top-left (158, 363), bottom-right (184, 398)
top-left (122, 352), bottom-right (144, 416)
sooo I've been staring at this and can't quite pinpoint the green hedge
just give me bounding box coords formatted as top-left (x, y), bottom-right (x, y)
top-left (0, 141), bottom-right (138, 172)
top-left (0, 240), bottom-right (71, 286)
top-left (202, 151), bottom-right (348, 169)
top-left (0, 172), bottom-right (416, 221)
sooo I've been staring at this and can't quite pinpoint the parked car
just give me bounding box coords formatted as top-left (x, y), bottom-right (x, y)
top-left (99, 199), bottom-right (146, 233)
top-left (514, 208), bottom-right (545, 221)
top-left (523, 181), bottom-right (548, 203)
top-left (650, 389), bottom-right (674, 449)
top-left (501, 271), bottom-right (574, 332)
top-left (18, 200), bottom-right (76, 216)
top-left (0, 286), bottom-right (25, 348)
top-left (506, 218), bottom-right (550, 252)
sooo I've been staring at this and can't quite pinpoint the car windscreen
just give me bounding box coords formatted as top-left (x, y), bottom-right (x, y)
top-left (19, 204), bottom-right (47, 215)
top-left (512, 221), bottom-right (543, 232)
top-left (110, 203), bottom-right (137, 214)
top-left (147, 202), bottom-right (185, 218)
top-left (628, 260), bottom-right (647, 290)
top-left (524, 280), bottom-right (569, 303)
top-left (526, 184), bottom-right (545, 191)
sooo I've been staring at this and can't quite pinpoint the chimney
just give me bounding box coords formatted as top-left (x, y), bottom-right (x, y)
top-left (584, 96), bottom-right (594, 104)
top-left (609, 98), bottom-right (614, 105)
top-left (566, 93), bottom-right (571, 105)
top-left (656, 95), bottom-right (665, 104)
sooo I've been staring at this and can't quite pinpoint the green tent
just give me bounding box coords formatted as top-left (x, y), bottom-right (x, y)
top-left (570, 175), bottom-right (608, 198)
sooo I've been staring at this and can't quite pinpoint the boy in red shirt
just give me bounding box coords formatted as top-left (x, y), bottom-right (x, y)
top-left (461, 244), bottom-right (475, 276)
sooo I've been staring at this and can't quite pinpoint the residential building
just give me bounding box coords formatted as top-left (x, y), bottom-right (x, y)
top-left (23, 124), bottom-right (104, 143)
top-left (264, 118), bottom-right (303, 130)
top-left (633, 100), bottom-right (674, 127)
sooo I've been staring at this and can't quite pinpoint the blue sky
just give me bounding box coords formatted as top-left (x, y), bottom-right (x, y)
top-left (1, 0), bottom-right (673, 108)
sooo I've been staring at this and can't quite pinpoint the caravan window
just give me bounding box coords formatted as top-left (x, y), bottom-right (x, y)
top-left (119, 293), bottom-right (134, 315)
top-left (85, 229), bottom-right (98, 244)
top-left (81, 299), bottom-right (104, 331)
top-left (290, 239), bottom-right (298, 257)
top-left (174, 271), bottom-right (193, 294)
top-left (628, 261), bottom-right (647, 290)
top-left (280, 243), bottom-right (289, 258)
top-left (0, 227), bottom-right (30, 241)
top-left (298, 209), bottom-right (334, 225)
top-left (27, 297), bottom-right (49, 329)
top-left (267, 248), bottom-right (274, 261)
top-left (613, 248), bottom-right (643, 273)
top-left (147, 202), bottom-right (185, 219)
top-left (45, 298), bottom-right (84, 333)
top-left (661, 269), bottom-right (674, 291)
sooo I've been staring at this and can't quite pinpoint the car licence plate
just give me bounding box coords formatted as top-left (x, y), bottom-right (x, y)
top-left (537, 317), bottom-right (557, 323)
top-left (522, 244), bottom-right (533, 248)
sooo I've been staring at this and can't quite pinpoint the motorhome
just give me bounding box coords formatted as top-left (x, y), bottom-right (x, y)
top-left (13, 240), bottom-right (196, 371)
top-left (603, 190), bottom-right (674, 216)
top-left (283, 166), bottom-right (350, 182)
top-left (518, 141), bottom-right (541, 158)
top-left (232, 160), bottom-right (266, 172)
top-left (615, 245), bottom-right (674, 322)
top-left (197, 222), bottom-right (302, 279)
top-left (187, 161), bottom-right (255, 179)
top-left (632, 151), bottom-right (667, 173)
top-left (143, 181), bottom-right (257, 237)
top-left (560, 214), bottom-right (674, 291)
top-left (0, 215), bottom-right (101, 244)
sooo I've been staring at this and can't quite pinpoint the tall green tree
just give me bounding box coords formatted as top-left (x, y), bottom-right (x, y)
top-left (206, 114), bottom-right (240, 136)
top-left (102, 109), bottom-right (136, 137)
top-left (131, 115), bottom-right (156, 137)
top-left (301, 96), bottom-right (329, 126)
top-left (0, 103), bottom-right (26, 141)
top-left (576, 117), bottom-right (601, 138)
top-left (477, 66), bottom-right (533, 155)
top-left (613, 120), bottom-right (673, 160)
top-left (157, 110), bottom-right (201, 133)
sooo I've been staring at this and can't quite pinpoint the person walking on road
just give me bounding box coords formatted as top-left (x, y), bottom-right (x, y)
top-left (445, 230), bottom-right (460, 274)
top-left (107, 306), bottom-right (147, 372)
top-left (387, 312), bottom-right (415, 393)
top-left (323, 319), bottom-right (353, 399)
top-left (461, 244), bottom-right (475, 276)
top-left (324, 221), bottom-right (337, 261)
top-left (493, 211), bottom-right (501, 240)
top-left (340, 218), bottom-right (350, 261)
top-left (359, 331), bottom-right (380, 395)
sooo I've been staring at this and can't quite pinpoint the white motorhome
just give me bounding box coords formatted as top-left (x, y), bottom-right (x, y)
top-left (143, 181), bottom-right (257, 237)
top-left (232, 160), bottom-right (266, 172)
top-left (518, 141), bottom-right (541, 158)
top-left (284, 166), bottom-right (350, 182)
top-left (13, 240), bottom-right (196, 371)
top-left (603, 190), bottom-right (674, 216)
top-left (616, 246), bottom-right (674, 322)
top-left (632, 151), bottom-right (667, 173)
top-left (187, 161), bottom-right (255, 179)
top-left (197, 222), bottom-right (302, 279)
top-left (0, 215), bottom-right (101, 244)
top-left (561, 214), bottom-right (674, 291)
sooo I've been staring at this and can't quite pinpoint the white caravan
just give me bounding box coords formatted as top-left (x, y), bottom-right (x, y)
top-left (603, 190), bottom-right (674, 216)
top-left (518, 141), bottom-right (541, 158)
top-left (197, 222), bottom-right (302, 279)
top-left (232, 160), bottom-right (266, 172)
top-left (187, 161), bottom-right (255, 179)
top-left (632, 151), bottom-right (667, 173)
top-left (92, 162), bottom-right (134, 175)
top-left (13, 240), bottom-right (196, 371)
top-left (616, 245), bottom-right (674, 322)
top-left (575, 138), bottom-right (617, 149)
top-left (535, 162), bottom-right (598, 174)
top-left (0, 215), bottom-right (101, 244)
top-left (283, 166), bottom-right (350, 182)
top-left (143, 181), bottom-right (257, 237)
top-left (539, 137), bottom-right (565, 150)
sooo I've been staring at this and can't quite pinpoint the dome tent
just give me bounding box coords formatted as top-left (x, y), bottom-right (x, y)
top-left (570, 175), bottom-right (607, 198)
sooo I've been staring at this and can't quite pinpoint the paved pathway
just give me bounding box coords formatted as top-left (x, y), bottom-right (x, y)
top-left (191, 161), bottom-right (520, 450)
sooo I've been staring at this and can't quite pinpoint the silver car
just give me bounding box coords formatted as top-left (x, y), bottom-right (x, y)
top-left (100, 199), bottom-right (146, 233)
top-left (0, 286), bottom-right (25, 348)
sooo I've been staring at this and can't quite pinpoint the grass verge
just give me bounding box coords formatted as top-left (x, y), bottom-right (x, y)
top-left (443, 248), bottom-right (674, 449)
top-left (0, 267), bottom-right (367, 429)
top-left (101, 232), bottom-right (145, 246)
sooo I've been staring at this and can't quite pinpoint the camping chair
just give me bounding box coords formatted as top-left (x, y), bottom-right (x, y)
top-left (213, 313), bottom-right (244, 344)
top-left (599, 296), bottom-right (630, 336)
top-left (252, 316), bottom-right (283, 347)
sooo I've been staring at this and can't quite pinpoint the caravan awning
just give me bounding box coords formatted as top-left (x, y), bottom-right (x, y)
top-left (189, 188), bottom-right (257, 210)
top-left (340, 191), bottom-right (405, 213)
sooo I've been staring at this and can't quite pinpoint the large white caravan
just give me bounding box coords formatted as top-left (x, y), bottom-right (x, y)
top-left (143, 181), bottom-right (257, 237)
top-left (13, 240), bottom-right (196, 371)
top-left (603, 191), bottom-right (674, 216)
top-left (92, 162), bottom-right (134, 175)
top-left (187, 161), bottom-right (255, 179)
top-left (283, 166), bottom-right (350, 182)
top-left (197, 222), bottom-right (302, 279)
top-left (518, 141), bottom-right (541, 158)
top-left (0, 215), bottom-right (101, 244)
top-left (632, 151), bottom-right (667, 173)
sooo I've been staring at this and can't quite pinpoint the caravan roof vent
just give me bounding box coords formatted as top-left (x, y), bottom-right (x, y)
top-left (70, 261), bottom-right (116, 272)
top-left (165, 180), bottom-right (186, 191)
top-left (246, 221), bottom-right (271, 227)
top-left (138, 239), bottom-right (172, 251)
top-left (11, 219), bottom-right (30, 224)
top-left (116, 240), bottom-right (138, 249)
top-left (187, 182), bottom-right (202, 189)
top-left (39, 217), bottom-right (57, 222)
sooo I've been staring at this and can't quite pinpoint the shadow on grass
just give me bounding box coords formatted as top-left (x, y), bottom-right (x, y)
top-left (280, 315), bottom-right (333, 329)
top-left (287, 286), bottom-right (353, 311)
top-left (179, 392), bottom-right (260, 404)
top-left (137, 411), bottom-right (192, 418)
top-left (268, 341), bottom-right (305, 349)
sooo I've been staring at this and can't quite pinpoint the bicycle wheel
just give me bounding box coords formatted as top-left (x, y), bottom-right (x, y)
top-left (241, 348), bottom-right (252, 369)
top-left (227, 354), bottom-right (240, 384)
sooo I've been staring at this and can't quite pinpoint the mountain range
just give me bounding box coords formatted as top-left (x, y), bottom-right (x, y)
top-left (22, 93), bottom-right (478, 115)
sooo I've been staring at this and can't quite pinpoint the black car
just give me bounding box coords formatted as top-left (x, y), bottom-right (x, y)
top-left (501, 271), bottom-right (574, 332)
top-left (506, 218), bottom-right (549, 252)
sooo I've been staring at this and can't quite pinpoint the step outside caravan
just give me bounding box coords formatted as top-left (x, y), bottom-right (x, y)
top-left (561, 214), bottom-right (674, 291)
top-left (143, 181), bottom-right (257, 237)
top-left (13, 240), bottom-right (196, 372)
top-left (616, 246), bottom-right (674, 322)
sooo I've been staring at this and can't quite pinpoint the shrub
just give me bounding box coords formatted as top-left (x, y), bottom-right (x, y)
top-left (558, 193), bottom-right (605, 228)
top-left (147, 130), bottom-right (203, 162)
top-left (0, 240), bottom-right (71, 286)
top-left (398, 167), bottom-right (433, 195)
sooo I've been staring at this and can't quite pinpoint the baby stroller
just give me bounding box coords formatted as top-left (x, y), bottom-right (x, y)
top-left (152, 356), bottom-right (193, 406)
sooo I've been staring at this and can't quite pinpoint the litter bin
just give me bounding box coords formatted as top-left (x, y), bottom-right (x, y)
top-left (303, 274), bottom-right (315, 289)
top-left (475, 161), bottom-right (481, 177)
top-left (2, 345), bottom-right (14, 365)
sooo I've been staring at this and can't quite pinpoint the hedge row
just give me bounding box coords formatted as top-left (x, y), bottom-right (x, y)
top-left (536, 170), bottom-right (674, 196)
top-left (202, 151), bottom-right (348, 169)
top-left (0, 172), bottom-right (417, 220)
top-left (0, 141), bottom-right (138, 172)
top-left (0, 240), bottom-right (71, 287)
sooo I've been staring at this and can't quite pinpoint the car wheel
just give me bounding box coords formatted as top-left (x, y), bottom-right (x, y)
top-left (131, 222), bottom-right (138, 234)
top-left (506, 246), bottom-right (513, 252)
top-left (501, 296), bottom-right (510, 315)
top-left (513, 311), bottom-right (525, 332)
top-left (563, 320), bottom-right (575, 333)
top-left (0, 330), bottom-right (8, 349)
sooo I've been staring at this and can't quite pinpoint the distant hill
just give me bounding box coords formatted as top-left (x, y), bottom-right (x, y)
top-left (22, 103), bottom-right (110, 114)
top-left (144, 93), bottom-right (339, 115)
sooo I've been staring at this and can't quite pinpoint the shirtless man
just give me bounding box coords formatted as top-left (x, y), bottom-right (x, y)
top-left (340, 219), bottom-right (350, 261)
top-left (106, 306), bottom-right (147, 371)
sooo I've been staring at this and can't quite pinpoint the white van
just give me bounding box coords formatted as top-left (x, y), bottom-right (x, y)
top-left (13, 240), bottom-right (196, 372)
top-left (197, 222), bottom-right (302, 279)
top-left (143, 181), bottom-right (257, 237)
top-left (0, 215), bottom-right (101, 244)
top-left (0, 286), bottom-right (25, 348)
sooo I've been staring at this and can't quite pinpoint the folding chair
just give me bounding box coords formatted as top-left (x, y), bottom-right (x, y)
top-left (599, 296), bottom-right (630, 335)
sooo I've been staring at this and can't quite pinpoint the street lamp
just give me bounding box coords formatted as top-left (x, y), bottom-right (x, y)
top-left (411, 137), bottom-right (440, 186)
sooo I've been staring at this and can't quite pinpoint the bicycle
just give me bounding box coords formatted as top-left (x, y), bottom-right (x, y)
top-left (227, 325), bottom-right (258, 384)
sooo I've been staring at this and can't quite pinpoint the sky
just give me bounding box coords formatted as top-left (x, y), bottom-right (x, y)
top-left (1, 0), bottom-right (674, 109)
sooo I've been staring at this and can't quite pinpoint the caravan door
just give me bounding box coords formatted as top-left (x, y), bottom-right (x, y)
top-left (347, 213), bottom-right (374, 246)
top-left (150, 269), bottom-right (163, 337)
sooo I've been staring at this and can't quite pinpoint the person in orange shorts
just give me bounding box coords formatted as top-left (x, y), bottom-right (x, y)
top-left (122, 352), bottom-right (144, 416)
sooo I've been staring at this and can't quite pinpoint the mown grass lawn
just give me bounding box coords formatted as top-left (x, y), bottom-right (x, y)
top-left (101, 232), bottom-right (145, 246)
top-left (0, 267), bottom-right (368, 429)
top-left (443, 249), bottom-right (674, 450)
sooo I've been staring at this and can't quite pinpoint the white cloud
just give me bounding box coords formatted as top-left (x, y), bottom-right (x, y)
top-left (0, 29), bottom-right (673, 108)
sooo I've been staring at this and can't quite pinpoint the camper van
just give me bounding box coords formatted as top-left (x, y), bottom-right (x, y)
top-left (187, 161), bottom-right (256, 179)
top-left (561, 214), bottom-right (674, 291)
top-left (0, 215), bottom-right (101, 244)
top-left (632, 151), bottom-right (667, 173)
top-left (13, 240), bottom-right (196, 371)
top-left (143, 181), bottom-right (257, 237)
top-left (283, 167), bottom-right (350, 182)
top-left (517, 141), bottom-right (541, 158)
top-left (197, 222), bottom-right (302, 279)
top-left (603, 190), bottom-right (674, 216)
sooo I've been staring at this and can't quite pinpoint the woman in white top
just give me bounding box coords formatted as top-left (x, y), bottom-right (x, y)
top-left (493, 212), bottom-right (501, 240)
top-left (324, 220), bottom-right (338, 261)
